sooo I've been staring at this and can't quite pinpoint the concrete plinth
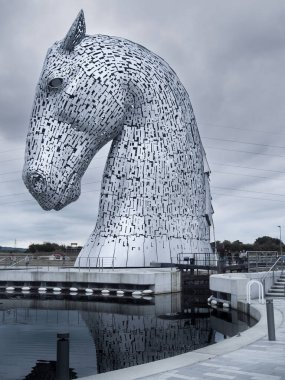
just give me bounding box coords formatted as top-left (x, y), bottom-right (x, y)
top-left (0, 267), bottom-right (181, 294)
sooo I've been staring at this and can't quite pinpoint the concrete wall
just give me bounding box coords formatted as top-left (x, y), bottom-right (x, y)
top-left (210, 271), bottom-right (282, 308)
top-left (0, 267), bottom-right (181, 294)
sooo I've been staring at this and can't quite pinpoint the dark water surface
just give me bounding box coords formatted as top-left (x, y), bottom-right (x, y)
top-left (0, 293), bottom-right (256, 380)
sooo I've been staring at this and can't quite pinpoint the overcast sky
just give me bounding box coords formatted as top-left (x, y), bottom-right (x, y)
top-left (1, 0), bottom-right (285, 248)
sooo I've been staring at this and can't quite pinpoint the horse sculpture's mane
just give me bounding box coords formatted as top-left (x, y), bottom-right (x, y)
top-left (23, 10), bottom-right (214, 267)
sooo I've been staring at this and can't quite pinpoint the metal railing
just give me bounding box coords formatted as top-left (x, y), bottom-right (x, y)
top-left (0, 256), bottom-right (28, 268)
top-left (176, 252), bottom-right (218, 267)
top-left (246, 251), bottom-right (279, 272)
top-left (246, 279), bottom-right (265, 304)
top-left (75, 257), bottom-right (115, 272)
top-left (260, 255), bottom-right (285, 289)
top-left (0, 255), bottom-right (116, 272)
top-left (0, 255), bottom-right (75, 271)
top-left (1, 252), bottom-right (282, 275)
top-left (9, 257), bottom-right (26, 267)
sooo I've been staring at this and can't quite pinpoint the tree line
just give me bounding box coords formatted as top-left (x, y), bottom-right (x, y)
top-left (215, 236), bottom-right (284, 256)
top-left (28, 242), bottom-right (82, 253)
top-left (26, 236), bottom-right (283, 255)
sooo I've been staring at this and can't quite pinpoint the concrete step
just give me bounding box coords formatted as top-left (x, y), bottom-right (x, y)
top-left (271, 286), bottom-right (285, 290)
top-left (266, 292), bottom-right (285, 297)
top-left (268, 293), bottom-right (285, 296)
top-left (268, 288), bottom-right (285, 292)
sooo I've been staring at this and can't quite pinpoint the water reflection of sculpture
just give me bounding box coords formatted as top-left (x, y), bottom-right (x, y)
top-left (81, 311), bottom-right (211, 373)
top-left (0, 299), bottom-right (213, 374)
top-left (23, 10), bottom-right (214, 267)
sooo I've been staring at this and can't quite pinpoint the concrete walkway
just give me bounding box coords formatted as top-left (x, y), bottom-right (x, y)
top-left (79, 299), bottom-right (285, 380)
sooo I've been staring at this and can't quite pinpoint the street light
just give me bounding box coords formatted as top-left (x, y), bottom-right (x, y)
top-left (278, 225), bottom-right (282, 256)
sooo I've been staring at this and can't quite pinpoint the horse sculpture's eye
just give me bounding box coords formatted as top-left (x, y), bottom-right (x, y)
top-left (48, 78), bottom-right (63, 89)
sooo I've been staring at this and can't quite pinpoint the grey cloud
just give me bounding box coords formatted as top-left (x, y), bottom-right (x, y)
top-left (1, 0), bottom-right (285, 247)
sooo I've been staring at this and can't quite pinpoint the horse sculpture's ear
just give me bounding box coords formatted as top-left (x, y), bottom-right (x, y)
top-left (61, 9), bottom-right (86, 52)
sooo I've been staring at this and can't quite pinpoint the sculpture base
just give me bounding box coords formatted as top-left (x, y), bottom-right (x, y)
top-left (75, 235), bottom-right (214, 268)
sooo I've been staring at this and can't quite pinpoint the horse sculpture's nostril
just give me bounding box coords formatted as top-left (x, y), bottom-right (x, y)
top-left (29, 173), bottom-right (47, 194)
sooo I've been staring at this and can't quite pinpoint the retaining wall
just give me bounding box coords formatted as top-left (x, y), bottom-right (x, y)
top-left (210, 271), bottom-right (281, 308)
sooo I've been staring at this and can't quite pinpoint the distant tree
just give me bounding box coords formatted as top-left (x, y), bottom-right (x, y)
top-left (231, 240), bottom-right (243, 253)
top-left (27, 242), bottom-right (66, 254)
top-left (214, 236), bottom-right (283, 256)
top-left (215, 240), bottom-right (230, 257)
top-left (28, 244), bottom-right (36, 253)
top-left (222, 240), bottom-right (232, 250)
top-left (253, 236), bottom-right (284, 251)
top-left (242, 243), bottom-right (254, 251)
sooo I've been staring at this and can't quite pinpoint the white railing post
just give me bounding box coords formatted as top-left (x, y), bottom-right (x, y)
top-left (247, 280), bottom-right (264, 304)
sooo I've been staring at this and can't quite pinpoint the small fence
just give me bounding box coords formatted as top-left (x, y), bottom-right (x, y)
top-left (75, 257), bottom-right (116, 271)
top-left (217, 251), bottom-right (282, 273)
top-left (0, 255), bottom-right (115, 272)
top-left (0, 255), bottom-right (75, 270)
top-left (176, 252), bottom-right (218, 267)
top-left (0, 251), bottom-right (283, 274)
top-left (0, 253), bottom-right (218, 270)
top-left (246, 251), bottom-right (279, 272)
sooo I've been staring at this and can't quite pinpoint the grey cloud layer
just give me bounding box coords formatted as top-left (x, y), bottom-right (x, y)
top-left (0, 0), bottom-right (285, 247)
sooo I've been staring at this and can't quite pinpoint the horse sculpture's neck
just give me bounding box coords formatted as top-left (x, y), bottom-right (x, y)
top-left (22, 10), bottom-right (213, 268)
top-left (76, 37), bottom-right (212, 267)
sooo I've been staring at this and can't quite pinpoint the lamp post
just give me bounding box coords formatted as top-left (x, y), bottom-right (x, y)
top-left (278, 225), bottom-right (282, 256)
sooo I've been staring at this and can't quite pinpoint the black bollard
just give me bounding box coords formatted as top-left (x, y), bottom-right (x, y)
top-left (56, 333), bottom-right (70, 380)
top-left (266, 299), bottom-right (276, 341)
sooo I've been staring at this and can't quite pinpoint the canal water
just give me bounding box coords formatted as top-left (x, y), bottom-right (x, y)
top-left (0, 293), bottom-right (256, 380)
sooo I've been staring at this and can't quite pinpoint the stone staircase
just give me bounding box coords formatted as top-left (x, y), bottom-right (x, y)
top-left (267, 273), bottom-right (285, 297)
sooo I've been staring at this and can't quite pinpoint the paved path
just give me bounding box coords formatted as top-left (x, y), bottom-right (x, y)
top-left (138, 298), bottom-right (285, 380)
top-left (80, 299), bottom-right (285, 380)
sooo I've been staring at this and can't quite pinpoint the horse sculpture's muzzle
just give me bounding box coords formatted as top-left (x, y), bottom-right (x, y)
top-left (26, 172), bottom-right (47, 194)
top-left (23, 168), bottom-right (80, 211)
top-left (23, 169), bottom-right (53, 210)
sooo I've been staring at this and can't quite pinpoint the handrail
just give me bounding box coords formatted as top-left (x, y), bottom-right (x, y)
top-left (9, 257), bottom-right (26, 267)
top-left (76, 256), bottom-right (116, 271)
top-left (246, 279), bottom-right (264, 304)
top-left (176, 252), bottom-right (217, 266)
top-left (260, 255), bottom-right (284, 283)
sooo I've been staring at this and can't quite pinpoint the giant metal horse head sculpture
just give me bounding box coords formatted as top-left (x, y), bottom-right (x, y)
top-left (23, 10), bottom-right (214, 267)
